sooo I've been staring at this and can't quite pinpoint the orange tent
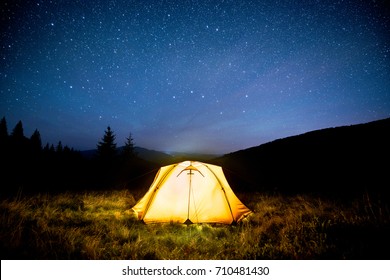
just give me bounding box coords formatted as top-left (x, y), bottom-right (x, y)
top-left (132, 161), bottom-right (252, 224)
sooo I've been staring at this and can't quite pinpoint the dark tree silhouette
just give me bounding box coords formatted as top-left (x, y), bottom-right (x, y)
top-left (11, 120), bottom-right (24, 140)
top-left (1, 117), bottom-right (105, 193)
top-left (43, 143), bottom-right (50, 151)
top-left (30, 129), bottom-right (42, 153)
top-left (122, 132), bottom-right (136, 159)
top-left (94, 126), bottom-right (119, 187)
top-left (96, 126), bottom-right (117, 162)
top-left (0, 117), bottom-right (8, 141)
top-left (10, 120), bottom-right (29, 158)
top-left (63, 145), bottom-right (71, 153)
top-left (3, 120), bottom-right (29, 190)
top-left (0, 117), bottom-right (10, 190)
top-left (56, 141), bottom-right (63, 153)
top-left (0, 117), bottom-right (9, 155)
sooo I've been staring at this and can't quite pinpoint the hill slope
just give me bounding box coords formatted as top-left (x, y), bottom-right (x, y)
top-left (215, 118), bottom-right (390, 198)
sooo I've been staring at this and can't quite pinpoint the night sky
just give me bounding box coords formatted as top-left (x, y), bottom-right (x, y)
top-left (1, 0), bottom-right (389, 154)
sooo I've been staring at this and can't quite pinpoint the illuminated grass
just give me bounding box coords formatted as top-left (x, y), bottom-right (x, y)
top-left (0, 190), bottom-right (388, 259)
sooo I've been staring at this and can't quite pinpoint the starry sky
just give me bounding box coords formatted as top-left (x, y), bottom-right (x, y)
top-left (1, 0), bottom-right (389, 154)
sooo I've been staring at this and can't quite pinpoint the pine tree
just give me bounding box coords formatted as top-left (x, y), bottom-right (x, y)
top-left (122, 132), bottom-right (136, 159)
top-left (11, 120), bottom-right (24, 140)
top-left (96, 126), bottom-right (117, 162)
top-left (63, 145), bottom-right (71, 153)
top-left (30, 129), bottom-right (42, 152)
top-left (0, 117), bottom-right (8, 153)
top-left (43, 143), bottom-right (50, 152)
top-left (10, 120), bottom-right (28, 155)
top-left (56, 141), bottom-right (63, 153)
top-left (0, 117), bottom-right (8, 141)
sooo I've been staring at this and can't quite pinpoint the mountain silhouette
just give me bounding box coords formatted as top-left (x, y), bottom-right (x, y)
top-left (214, 118), bottom-right (390, 199)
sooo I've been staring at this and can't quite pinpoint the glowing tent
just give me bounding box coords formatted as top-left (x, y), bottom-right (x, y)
top-left (132, 161), bottom-right (252, 224)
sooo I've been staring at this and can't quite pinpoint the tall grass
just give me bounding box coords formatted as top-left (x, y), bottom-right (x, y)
top-left (1, 190), bottom-right (389, 259)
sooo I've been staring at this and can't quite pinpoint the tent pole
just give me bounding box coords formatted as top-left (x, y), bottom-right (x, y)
top-left (187, 170), bottom-right (192, 222)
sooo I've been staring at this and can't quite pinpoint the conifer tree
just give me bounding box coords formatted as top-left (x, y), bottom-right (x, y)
top-left (43, 143), bottom-right (50, 152)
top-left (56, 141), bottom-right (63, 153)
top-left (0, 117), bottom-right (8, 140)
top-left (11, 120), bottom-right (24, 140)
top-left (30, 129), bottom-right (42, 152)
top-left (11, 120), bottom-right (28, 156)
top-left (0, 117), bottom-right (8, 153)
top-left (63, 145), bottom-right (71, 153)
top-left (122, 132), bottom-right (136, 159)
top-left (96, 126), bottom-right (117, 162)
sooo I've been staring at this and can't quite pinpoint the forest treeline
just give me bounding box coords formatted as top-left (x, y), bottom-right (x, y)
top-left (3, 116), bottom-right (390, 199)
top-left (0, 117), bottom-right (154, 195)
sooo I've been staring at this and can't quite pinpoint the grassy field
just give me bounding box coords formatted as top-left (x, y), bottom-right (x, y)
top-left (1, 189), bottom-right (389, 259)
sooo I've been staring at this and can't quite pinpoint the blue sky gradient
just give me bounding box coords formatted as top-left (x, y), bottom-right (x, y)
top-left (1, 0), bottom-right (389, 153)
